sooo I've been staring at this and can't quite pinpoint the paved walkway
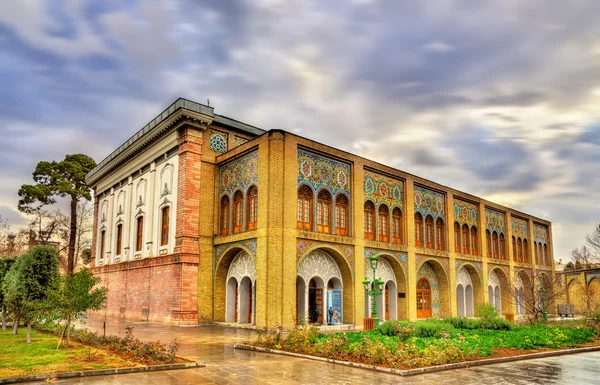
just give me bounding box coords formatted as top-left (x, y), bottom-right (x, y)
top-left (27, 315), bottom-right (600, 384)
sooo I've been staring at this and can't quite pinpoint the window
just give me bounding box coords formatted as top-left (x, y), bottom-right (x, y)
top-left (543, 244), bottom-right (548, 266)
top-left (161, 206), bottom-right (170, 246)
top-left (425, 216), bottom-right (434, 249)
top-left (135, 216), bottom-right (144, 252)
top-left (436, 218), bottom-right (445, 250)
top-left (454, 222), bottom-right (461, 252)
top-left (233, 190), bottom-right (244, 234)
top-left (220, 196), bottom-right (230, 236)
top-left (335, 194), bottom-right (348, 236)
top-left (116, 224), bottom-right (123, 256)
top-left (297, 185), bottom-right (313, 230)
top-left (471, 227), bottom-right (478, 255)
top-left (247, 186), bottom-right (258, 231)
top-left (378, 204), bottom-right (389, 242)
top-left (492, 232), bottom-right (498, 258)
top-left (486, 230), bottom-right (492, 258)
top-left (316, 190), bottom-right (332, 233)
top-left (499, 233), bottom-right (505, 259)
top-left (364, 201), bottom-right (375, 240)
top-left (415, 213), bottom-right (423, 247)
top-left (462, 224), bottom-right (470, 254)
top-left (535, 242), bottom-right (539, 265)
top-left (523, 239), bottom-right (528, 263)
top-left (517, 238), bottom-right (523, 262)
top-left (392, 207), bottom-right (402, 244)
top-left (512, 236), bottom-right (517, 261)
top-left (100, 230), bottom-right (106, 259)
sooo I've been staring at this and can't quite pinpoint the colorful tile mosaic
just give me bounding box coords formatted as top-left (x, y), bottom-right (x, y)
top-left (297, 239), bottom-right (354, 273)
top-left (453, 199), bottom-right (478, 227)
top-left (233, 136), bottom-right (248, 147)
top-left (415, 255), bottom-right (449, 278)
top-left (214, 239), bottom-right (257, 275)
top-left (219, 150), bottom-right (258, 197)
top-left (455, 260), bottom-right (483, 284)
top-left (364, 248), bottom-right (408, 280)
top-left (418, 262), bottom-right (440, 317)
top-left (363, 171), bottom-right (403, 210)
top-left (485, 208), bottom-right (506, 235)
top-left (209, 130), bottom-right (228, 153)
top-left (511, 217), bottom-right (528, 239)
top-left (534, 223), bottom-right (548, 245)
top-left (414, 186), bottom-right (445, 220)
top-left (298, 149), bottom-right (351, 196)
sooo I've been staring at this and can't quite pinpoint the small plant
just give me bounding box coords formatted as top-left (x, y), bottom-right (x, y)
top-left (413, 320), bottom-right (455, 338)
top-left (476, 303), bottom-right (503, 330)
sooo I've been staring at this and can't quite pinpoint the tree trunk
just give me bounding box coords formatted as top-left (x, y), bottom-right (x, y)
top-left (26, 321), bottom-right (31, 343)
top-left (68, 198), bottom-right (78, 275)
top-left (66, 314), bottom-right (71, 346)
top-left (1, 307), bottom-right (5, 331)
top-left (13, 315), bottom-right (19, 335)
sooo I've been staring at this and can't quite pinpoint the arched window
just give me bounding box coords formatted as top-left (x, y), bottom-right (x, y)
top-left (335, 194), bottom-right (349, 236)
top-left (364, 201), bottom-right (375, 240)
top-left (492, 232), bottom-right (499, 259)
top-left (220, 196), bottom-right (230, 236)
top-left (161, 206), bottom-right (170, 246)
top-left (316, 190), bottom-right (332, 233)
top-left (233, 190), bottom-right (244, 234)
top-left (454, 222), bottom-right (461, 252)
top-left (517, 238), bottom-right (523, 262)
top-left (462, 224), bottom-right (470, 254)
top-left (499, 233), bottom-right (505, 259)
top-left (135, 216), bottom-right (144, 252)
top-left (115, 224), bottom-right (123, 256)
top-left (247, 186), bottom-right (258, 230)
top-left (425, 216), bottom-right (434, 249)
top-left (486, 230), bottom-right (492, 258)
top-left (471, 227), bottom-right (478, 255)
top-left (436, 218), bottom-right (445, 250)
top-left (100, 230), bottom-right (106, 259)
top-left (297, 185), bottom-right (313, 230)
top-left (512, 236), bottom-right (517, 261)
top-left (378, 204), bottom-right (390, 242)
top-left (414, 213), bottom-right (423, 247)
top-left (392, 207), bottom-right (402, 244)
top-left (543, 244), bottom-right (548, 266)
top-left (523, 239), bottom-right (528, 263)
top-left (534, 242), bottom-right (539, 265)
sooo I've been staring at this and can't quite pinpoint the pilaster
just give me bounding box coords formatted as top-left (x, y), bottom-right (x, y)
top-left (447, 193), bottom-right (457, 317)
top-left (405, 179), bottom-right (417, 321)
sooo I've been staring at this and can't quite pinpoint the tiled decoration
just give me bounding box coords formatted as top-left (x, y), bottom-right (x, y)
top-left (511, 217), bottom-right (528, 239)
top-left (364, 171), bottom-right (403, 210)
top-left (417, 262), bottom-right (440, 317)
top-left (219, 150), bottom-right (258, 197)
top-left (297, 149), bottom-right (351, 196)
top-left (214, 239), bottom-right (257, 276)
top-left (455, 260), bottom-right (483, 284)
top-left (485, 208), bottom-right (506, 235)
top-left (416, 255), bottom-right (449, 278)
top-left (297, 240), bottom-right (354, 274)
top-left (365, 248), bottom-right (408, 280)
top-left (414, 186), bottom-right (444, 220)
top-left (209, 130), bottom-right (228, 153)
top-left (233, 136), bottom-right (249, 147)
top-left (453, 199), bottom-right (478, 227)
top-left (534, 223), bottom-right (548, 245)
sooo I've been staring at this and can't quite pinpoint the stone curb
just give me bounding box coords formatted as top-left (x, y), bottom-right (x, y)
top-left (234, 344), bottom-right (600, 377)
top-left (0, 362), bottom-right (205, 384)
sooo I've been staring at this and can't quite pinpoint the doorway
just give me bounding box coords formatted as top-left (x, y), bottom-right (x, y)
top-left (309, 279), bottom-right (323, 323)
top-left (417, 277), bottom-right (432, 318)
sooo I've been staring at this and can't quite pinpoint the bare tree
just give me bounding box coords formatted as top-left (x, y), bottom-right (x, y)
top-left (585, 223), bottom-right (600, 257)
top-left (572, 278), bottom-right (600, 315)
top-left (73, 201), bottom-right (93, 269)
top-left (510, 270), bottom-right (566, 322)
top-left (570, 245), bottom-right (599, 269)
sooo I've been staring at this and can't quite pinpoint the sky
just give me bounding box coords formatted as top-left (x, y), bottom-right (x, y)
top-left (0, 0), bottom-right (599, 261)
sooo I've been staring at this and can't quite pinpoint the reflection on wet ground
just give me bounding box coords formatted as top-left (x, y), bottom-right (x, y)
top-left (33, 314), bottom-right (600, 384)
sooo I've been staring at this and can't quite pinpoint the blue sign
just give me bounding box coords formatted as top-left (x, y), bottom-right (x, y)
top-left (327, 289), bottom-right (343, 325)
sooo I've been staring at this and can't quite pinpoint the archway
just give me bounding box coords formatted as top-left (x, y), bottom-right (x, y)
top-left (364, 257), bottom-right (398, 321)
top-left (417, 260), bottom-right (450, 317)
top-left (296, 277), bottom-right (306, 324)
top-left (589, 278), bottom-right (600, 312)
top-left (457, 285), bottom-right (465, 317)
top-left (226, 277), bottom-right (238, 322)
top-left (488, 268), bottom-right (510, 315)
top-left (515, 270), bottom-right (534, 315)
top-left (417, 278), bottom-right (432, 318)
top-left (456, 267), bottom-right (474, 317)
top-left (223, 250), bottom-right (256, 324)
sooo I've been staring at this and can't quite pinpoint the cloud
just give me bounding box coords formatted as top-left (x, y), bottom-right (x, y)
top-left (421, 41), bottom-right (455, 53)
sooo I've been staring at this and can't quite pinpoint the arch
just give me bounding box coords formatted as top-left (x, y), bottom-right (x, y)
top-left (135, 178), bottom-right (147, 207)
top-left (364, 200), bottom-right (375, 240)
top-left (159, 163), bottom-right (174, 196)
top-left (457, 267), bottom-right (474, 317)
top-left (517, 238), bottom-right (523, 262)
top-left (335, 194), bottom-right (349, 236)
top-left (368, 253), bottom-right (408, 320)
top-left (297, 184), bottom-right (313, 230)
top-left (296, 276), bottom-right (306, 324)
top-left (488, 268), bottom-right (510, 314)
top-left (414, 212), bottom-right (423, 247)
top-left (457, 284), bottom-right (465, 317)
top-left (316, 189), bottom-right (332, 234)
top-left (392, 207), bottom-right (402, 244)
top-left (471, 227), bottom-right (478, 255)
top-left (220, 195), bottom-right (230, 236)
top-left (523, 239), bottom-right (529, 263)
top-left (499, 233), bottom-right (506, 259)
top-left (543, 244), bottom-right (549, 266)
top-left (462, 224), bottom-right (470, 254)
top-left (417, 260), bottom-right (450, 317)
top-left (534, 242), bottom-right (540, 264)
top-left (364, 257), bottom-right (397, 321)
top-left (567, 278), bottom-right (585, 315)
top-left (226, 277), bottom-right (238, 322)
top-left (465, 285), bottom-right (474, 317)
top-left (233, 190), bottom-right (244, 233)
top-left (492, 232), bottom-right (499, 259)
top-left (246, 185), bottom-right (258, 230)
top-left (215, 248), bottom-right (256, 323)
top-left (425, 215), bottom-right (434, 249)
top-left (378, 204), bottom-right (390, 242)
top-left (224, 251), bottom-right (256, 324)
top-left (512, 236), bottom-right (517, 261)
top-left (454, 222), bottom-right (461, 252)
top-left (101, 200), bottom-right (108, 222)
top-left (486, 230), bottom-right (492, 257)
top-left (239, 276), bottom-right (253, 324)
top-left (116, 190), bottom-right (126, 216)
top-left (588, 278), bottom-right (600, 313)
top-left (436, 218), bottom-right (445, 250)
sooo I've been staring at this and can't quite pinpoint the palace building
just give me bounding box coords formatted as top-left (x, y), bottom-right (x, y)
top-left (87, 98), bottom-right (555, 327)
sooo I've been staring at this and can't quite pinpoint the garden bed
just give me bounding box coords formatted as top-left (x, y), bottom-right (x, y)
top-left (248, 318), bottom-right (600, 370)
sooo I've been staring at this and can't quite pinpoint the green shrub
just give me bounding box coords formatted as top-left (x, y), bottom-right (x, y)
top-left (377, 320), bottom-right (415, 341)
top-left (413, 320), bottom-right (455, 338)
top-left (442, 317), bottom-right (481, 330)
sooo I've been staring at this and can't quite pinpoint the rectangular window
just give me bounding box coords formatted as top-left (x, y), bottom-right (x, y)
top-left (392, 216), bottom-right (401, 244)
top-left (247, 196), bottom-right (257, 230)
top-left (317, 201), bottom-right (330, 233)
top-left (335, 204), bottom-right (347, 236)
top-left (136, 216), bottom-right (144, 252)
top-left (379, 214), bottom-right (388, 242)
top-left (161, 206), bottom-right (170, 246)
top-left (116, 224), bottom-right (123, 256)
top-left (364, 210), bottom-right (374, 240)
top-left (233, 200), bottom-right (243, 233)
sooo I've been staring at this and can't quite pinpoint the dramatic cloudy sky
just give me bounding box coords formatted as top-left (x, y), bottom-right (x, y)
top-left (1, 0), bottom-right (599, 260)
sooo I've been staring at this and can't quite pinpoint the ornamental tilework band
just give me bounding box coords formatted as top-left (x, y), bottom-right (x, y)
top-left (233, 136), bottom-right (248, 147)
top-left (364, 248), bottom-right (408, 280)
top-left (209, 130), bottom-right (228, 153)
top-left (485, 208), bottom-right (506, 235)
top-left (534, 223), bottom-right (548, 245)
top-left (453, 199), bottom-right (478, 227)
top-left (511, 217), bottom-right (528, 239)
top-left (414, 186), bottom-right (444, 220)
top-left (455, 260), bottom-right (483, 284)
top-left (214, 239), bottom-right (257, 275)
top-left (415, 255), bottom-right (449, 278)
top-left (296, 240), bottom-right (354, 273)
top-left (298, 149), bottom-right (351, 196)
top-left (363, 171), bottom-right (404, 210)
top-left (418, 262), bottom-right (440, 317)
top-left (219, 150), bottom-right (258, 197)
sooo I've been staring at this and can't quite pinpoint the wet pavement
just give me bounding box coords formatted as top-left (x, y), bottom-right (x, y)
top-left (27, 315), bottom-right (600, 384)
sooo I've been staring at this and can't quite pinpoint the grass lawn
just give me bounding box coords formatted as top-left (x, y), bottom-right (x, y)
top-left (0, 328), bottom-right (140, 379)
top-left (252, 319), bottom-right (599, 369)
